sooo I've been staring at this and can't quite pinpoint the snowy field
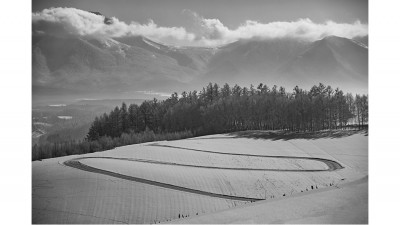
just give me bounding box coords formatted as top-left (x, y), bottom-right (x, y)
top-left (32, 130), bottom-right (368, 224)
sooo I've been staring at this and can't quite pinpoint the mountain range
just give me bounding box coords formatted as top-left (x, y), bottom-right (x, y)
top-left (33, 27), bottom-right (368, 103)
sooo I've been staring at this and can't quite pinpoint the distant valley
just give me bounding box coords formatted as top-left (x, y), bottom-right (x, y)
top-left (32, 99), bottom-right (145, 144)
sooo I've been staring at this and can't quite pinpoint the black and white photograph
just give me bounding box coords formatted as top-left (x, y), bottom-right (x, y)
top-left (29, 0), bottom-right (370, 224)
top-left (0, 0), bottom-right (384, 224)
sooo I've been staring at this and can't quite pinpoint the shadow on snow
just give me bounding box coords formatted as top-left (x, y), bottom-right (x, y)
top-left (228, 129), bottom-right (368, 141)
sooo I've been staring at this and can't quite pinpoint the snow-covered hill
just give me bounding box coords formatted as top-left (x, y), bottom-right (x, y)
top-left (33, 130), bottom-right (368, 223)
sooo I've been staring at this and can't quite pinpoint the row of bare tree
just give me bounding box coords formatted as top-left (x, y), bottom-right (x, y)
top-left (86, 82), bottom-right (368, 141)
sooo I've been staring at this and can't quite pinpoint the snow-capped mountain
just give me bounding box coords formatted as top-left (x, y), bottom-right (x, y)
top-left (277, 36), bottom-right (368, 93)
top-left (33, 32), bottom-right (368, 102)
top-left (32, 33), bottom-right (213, 101)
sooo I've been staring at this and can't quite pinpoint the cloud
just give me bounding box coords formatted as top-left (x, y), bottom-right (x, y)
top-left (183, 9), bottom-right (368, 46)
top-left (32, 7), bottom-right (195, 41)
top-left (33, 7), bottom-right (368, 47)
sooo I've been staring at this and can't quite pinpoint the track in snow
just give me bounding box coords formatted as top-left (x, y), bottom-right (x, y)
top-left (149, 144), bottom-right (344, 171)
top-left (63, 144), bottom-right (343, 202)
top-left (66, 155), bottom-right (340, 172)
top-left (63, 159), bottom-right (264, 202)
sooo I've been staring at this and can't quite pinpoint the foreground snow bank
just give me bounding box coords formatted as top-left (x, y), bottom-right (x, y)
top-left (32, 130), bottom-right (367, 224)
top-left (171, 176), bottom-right (368, 224)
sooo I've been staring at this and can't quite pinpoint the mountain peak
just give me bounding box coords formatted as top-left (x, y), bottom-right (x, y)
top-left (88, 11), bottom-right (113, 25)
top-left (33, 34), bottom-right (368, 101)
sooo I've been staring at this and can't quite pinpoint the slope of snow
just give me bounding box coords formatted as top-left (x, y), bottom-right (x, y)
top-left (142, 37), bottom-right (161, 50)
top-left (172, 176), bottom-right (367, 224)
top-left (33, 151), bottom-right (244, 224)
top-left (351, 39), bottom-right (368, 49)
top-left (32, 130), bottom-right (367, 224)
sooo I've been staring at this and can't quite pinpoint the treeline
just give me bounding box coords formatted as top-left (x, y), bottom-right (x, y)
top-left (32, 129), bottom-right (193, 161)
top-left (87, 82), bottom-right (368, 141)
top-left (32, 82), bottom-right (368, 161)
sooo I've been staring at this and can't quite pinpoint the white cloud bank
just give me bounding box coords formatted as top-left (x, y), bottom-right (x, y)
top-left (32, 8), bottom-right (195, 41)
top-left (33, 7), bottom-right (368, 47)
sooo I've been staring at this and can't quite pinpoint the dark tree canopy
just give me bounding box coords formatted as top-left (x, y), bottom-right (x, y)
top-left (86, 82), bottom-right (368, 142)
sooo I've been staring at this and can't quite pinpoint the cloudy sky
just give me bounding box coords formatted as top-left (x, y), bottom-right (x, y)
top-left (32, 0), bottom-right (368, 46)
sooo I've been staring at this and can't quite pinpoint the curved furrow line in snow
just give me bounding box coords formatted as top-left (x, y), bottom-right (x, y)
top-left (63, 159), bottom-right (264, 202)
top-left (62, 145), bottom-right (343, 202)
top-left (148, 144), bottom-right (344, 171)
top-left (66, 156), bottom-right (338, 172)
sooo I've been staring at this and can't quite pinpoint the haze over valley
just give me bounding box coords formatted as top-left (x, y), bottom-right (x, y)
top-left (33, 9), bottom-right (368, 104)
